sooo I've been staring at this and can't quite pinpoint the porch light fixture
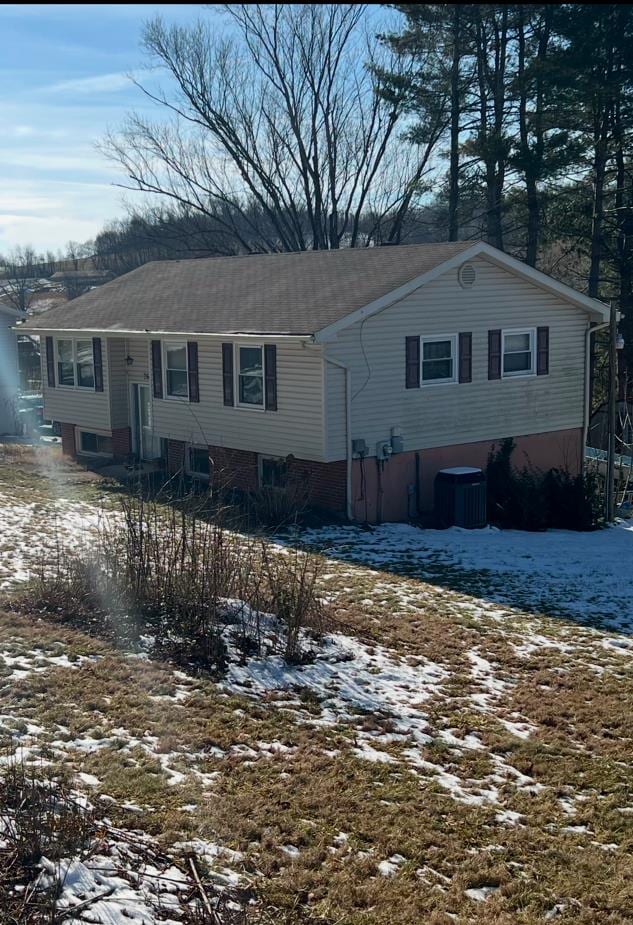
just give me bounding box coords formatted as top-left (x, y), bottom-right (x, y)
top-left (125, 355), bottom-right (134, 366)
top-left (616, 333), bottom-right (625, 350)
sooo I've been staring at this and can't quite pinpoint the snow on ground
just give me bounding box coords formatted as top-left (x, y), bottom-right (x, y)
top-left (0, 490), bottom-right (110, 590)
top-left (300, 520), bottom-right (633, 632)
top-left (34, 821), bottom-right (241, 923)
top-left (224, 623), bottom-right (447, 747)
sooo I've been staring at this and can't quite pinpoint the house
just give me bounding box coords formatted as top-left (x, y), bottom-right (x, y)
top-left (21, 241), bottom-right (609, 522)
top-left (0, 301), bottom-right (23, 435)
top-left (49, 269), bottom-right (115, 300)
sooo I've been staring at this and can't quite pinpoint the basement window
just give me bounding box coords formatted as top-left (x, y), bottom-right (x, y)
top-left (187, 445), bottom-right (210, 479)
top-left (78, 431), bottom-right (113, 456)
top-left (259, 456), bottom-right (288, 489)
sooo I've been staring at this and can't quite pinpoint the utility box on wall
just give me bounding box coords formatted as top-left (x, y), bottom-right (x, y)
top-left (434, 467), bottom-right (487, 529)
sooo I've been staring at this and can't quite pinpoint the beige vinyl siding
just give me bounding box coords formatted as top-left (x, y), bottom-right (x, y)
top-left (42, 335), bottom-right (111, 431)
top-left (324, 255), bottom-right (589, 461)
top-left (123, 336), bottom-right (150, 383)
top-left (147, 338), bottom-right (325, 459)
top-left (107, 338), bottom-right (129, 429)
top-left (324, 360), bottom-right (346, 460)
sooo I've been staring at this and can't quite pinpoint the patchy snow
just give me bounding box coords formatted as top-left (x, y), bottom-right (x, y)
top-left (465, 885), bottom-right (500, 902)
top-left (224, 625), bottom-right (447, 747)
top-left (0, 491), bottom-right (112, 590)
top-left (301, 520), bottom-right (633, 631)
top-left (37, 823), bottom-right (241, 924)
top-left (378, 854), bottom-right (406, 876)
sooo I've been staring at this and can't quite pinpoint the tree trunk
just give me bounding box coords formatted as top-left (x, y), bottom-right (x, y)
top-left (448, 4), bottom-right (461, 242)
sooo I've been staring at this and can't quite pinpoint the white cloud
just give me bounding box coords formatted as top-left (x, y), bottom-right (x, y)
top-left (42, 71), bottom-right (132, 95)
top-left (0, 178), bottom-right (127, 252)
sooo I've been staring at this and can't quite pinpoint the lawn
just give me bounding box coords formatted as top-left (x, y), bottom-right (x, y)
top-left (0, 443), bottom-right (632, 923)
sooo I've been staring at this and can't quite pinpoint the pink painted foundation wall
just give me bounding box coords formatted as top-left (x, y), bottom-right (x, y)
top-left (351, 428), bottom-right (583, 523)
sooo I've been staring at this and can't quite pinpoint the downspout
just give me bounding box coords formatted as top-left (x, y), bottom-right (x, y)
top-left (584, 320), bottom-right (609, 459)
top-left (325, 356), bottom-right (353, 522)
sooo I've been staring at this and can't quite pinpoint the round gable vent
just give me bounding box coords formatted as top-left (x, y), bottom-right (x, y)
top-left (458, 262), bottom-right (477, 289)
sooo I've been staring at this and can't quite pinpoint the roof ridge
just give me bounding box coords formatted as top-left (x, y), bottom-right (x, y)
top-left (147, 239), bottom-right (478, 269)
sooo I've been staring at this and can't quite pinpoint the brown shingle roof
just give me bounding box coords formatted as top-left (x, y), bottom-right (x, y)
top-left (24, 242), bottom-right (475, 336)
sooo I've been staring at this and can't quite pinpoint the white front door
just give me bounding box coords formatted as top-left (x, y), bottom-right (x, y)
top-left (133, 383), bottom-right (160, 460)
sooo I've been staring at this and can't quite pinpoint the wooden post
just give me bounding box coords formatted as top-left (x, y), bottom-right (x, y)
top-left (606, 301), bottom-right (618, 522)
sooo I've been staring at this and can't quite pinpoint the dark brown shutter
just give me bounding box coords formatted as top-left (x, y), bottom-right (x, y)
top-left (151, 340), bottom-right (163, 399)
top-left (458, 332), bottom-right (472, 383)
top-left (45, 336), bottom-right (55, 388)
top-left (537, 326), bottom-right (549, 375)
top-left (92, 337), bottom-right (103, 392)
top-left (222, 343), bottom-right (234, 406)
top-left (405, 336), bottom-right (420, 389)
top-left (264, 344), bottom-right (277, 411)
top-left (187, 341), bottom-right (200, 402)
top-left (488, 329), bottom-right (502, 380)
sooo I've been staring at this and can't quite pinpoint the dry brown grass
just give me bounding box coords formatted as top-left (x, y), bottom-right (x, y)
top-left (1, 448), bottom-right (632, 922)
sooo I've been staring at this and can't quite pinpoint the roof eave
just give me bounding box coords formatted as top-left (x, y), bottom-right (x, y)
top-left (17, 325), bottom-right (316, 341)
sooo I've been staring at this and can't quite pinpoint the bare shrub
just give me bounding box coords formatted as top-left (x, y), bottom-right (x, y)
top-left (259, 544), bottom-right (327, 664)
top-left (20, 490), bottom-right (327, 672)
top-left (0, 757), bottom-right (94, 922)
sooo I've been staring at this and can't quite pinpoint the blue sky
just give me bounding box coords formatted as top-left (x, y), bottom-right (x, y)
top-left (0, 3), bottom-right (207, 255)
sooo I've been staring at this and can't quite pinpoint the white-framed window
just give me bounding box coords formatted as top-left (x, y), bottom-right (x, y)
top-left (55, 338), bottom-right (95, 389)
top-left (236, 344), bottom-right (264, 408)
top-left (75, 339), bottom-right (95, 388)
top-left (163, 341), bottom-right (189, 399)
top-left (420, 334), bottom-right (457, 385)
top-left (56, 338), bottom-right (75, 387)
top-left (77, 430), bottom-right (113, 457)
top-left (259, 455), bottom-right (288, 489)
top-left (187, 445), bottom-right (210, 479)
top-left (502, 328), bottom-right (535, 378)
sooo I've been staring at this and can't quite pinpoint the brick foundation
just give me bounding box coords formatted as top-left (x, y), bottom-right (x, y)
top-left (351, 427), bottom-right (584, 523)
top-left (112, 426), bottom-right (131, 461)
top-left (166, 439), bottom-right (186, 474)
top-left (287, 457), bottom-right (347, 513)
top-left (209, 445), bottom-right (258, 491)
top-left (60, 422), bottom-right (76, 457)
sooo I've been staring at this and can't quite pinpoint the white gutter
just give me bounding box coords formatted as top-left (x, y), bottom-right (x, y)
top-left (325, 356), bottom-right (353, 522)
top-left (584, 319), bottom-right (610, 455)
top-left (14, 326), bottom-right (312, 342)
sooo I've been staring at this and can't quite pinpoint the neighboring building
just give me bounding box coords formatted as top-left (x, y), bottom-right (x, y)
top-left (49, 270), bottom-right (115, 300)
top-left (22, 242), bottom-right (609, 521)
top-left (0, 302), bottom-right (24, 434)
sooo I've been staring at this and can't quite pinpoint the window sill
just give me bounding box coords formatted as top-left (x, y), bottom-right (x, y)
top-left (235, 402), bottom-right (266, 412)
top-left (419, 379), bottom-right (458, 388)
top-left (56, 384), bottom-right (97, 392)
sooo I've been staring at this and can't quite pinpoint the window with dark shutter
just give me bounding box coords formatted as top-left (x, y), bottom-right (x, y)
top-left (264, 344), bottom-right (277, 411)
top-left (458, 332), bottom-right (472, 383)
top-left (187, 341), bottom-right (200, 402)
top-left (488, 329), bottom-right (502, 380)
top-left (45, 336), bottom-right (55, 388)
top-left (405, 336), bottom-right (420, 389)
top-left (537, 326), bottom-right (549, 376)
top-left (151, 340), bottom-right (163, 399)
top-left (93, 337), bottom-right (104, 392)
top-left (222, 343), bottom-right (234, 406)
